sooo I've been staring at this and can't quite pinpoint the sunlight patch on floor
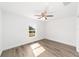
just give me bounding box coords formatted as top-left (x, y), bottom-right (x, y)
top-left (30, 43), bottom-right (45, 57)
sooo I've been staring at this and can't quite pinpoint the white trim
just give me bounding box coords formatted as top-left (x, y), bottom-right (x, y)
top-left (0, 51), bottom-right (2, 56)
top-left (76, 47), bottom-right (79, 53)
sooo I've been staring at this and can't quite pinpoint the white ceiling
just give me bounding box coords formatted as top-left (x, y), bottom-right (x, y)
top-left (0, 2), bottom-right (78, 20)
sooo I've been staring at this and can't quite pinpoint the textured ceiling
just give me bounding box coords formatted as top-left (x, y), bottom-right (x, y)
top-left (0, 2), bottom-right (78, 20)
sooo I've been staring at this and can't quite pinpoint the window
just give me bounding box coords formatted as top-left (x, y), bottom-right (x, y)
top-left (29, 26), bottom-right (35, 37)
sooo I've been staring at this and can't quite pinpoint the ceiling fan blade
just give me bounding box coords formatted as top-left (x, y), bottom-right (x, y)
top-left (35, 15), bottom-right (41, 16)
top-left (38, 17), bottom-right (42, 19)
top-left (47, 15), bottom-right (53, 17)
top-left (63, 2), bottom-right (71, 6)
top-left (45, 17), bottom-right (47, 20)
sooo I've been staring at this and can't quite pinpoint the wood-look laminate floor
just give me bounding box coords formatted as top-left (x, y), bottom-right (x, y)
top-left (1, 39), bottom-right (79, 57)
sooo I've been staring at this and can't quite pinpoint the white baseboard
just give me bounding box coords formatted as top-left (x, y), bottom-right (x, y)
top-left (0, 51), bottom-right (2, 56)
top-left (76, 47), bottom-right (79, 53)
top-left (46, 38), bottom-right (76, 47)
top-left (3, 39), bottom-right (43, 51)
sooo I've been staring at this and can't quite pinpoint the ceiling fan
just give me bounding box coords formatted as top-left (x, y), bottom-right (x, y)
top-left (35, 10), bottom-right (54, 21)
